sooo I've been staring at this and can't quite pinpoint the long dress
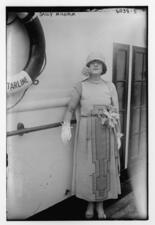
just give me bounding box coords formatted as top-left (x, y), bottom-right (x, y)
top-left (69, 79), bottom-right (121, 202)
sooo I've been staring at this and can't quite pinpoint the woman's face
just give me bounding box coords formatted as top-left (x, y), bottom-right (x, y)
top-left (88, 60), bottom-right (103, 76)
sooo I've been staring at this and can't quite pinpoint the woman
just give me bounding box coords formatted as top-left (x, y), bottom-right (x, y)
top-left (61, 52), bottom-right (122, 219)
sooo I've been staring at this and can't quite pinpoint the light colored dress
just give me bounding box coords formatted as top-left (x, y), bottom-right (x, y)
top-left (69, 79), bottom-right (121, 202)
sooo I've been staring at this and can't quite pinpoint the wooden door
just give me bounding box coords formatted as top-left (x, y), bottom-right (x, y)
top-left (128, 46), bottom-right (147, 166)
top-left (113, 43), bottom-right (130, 169)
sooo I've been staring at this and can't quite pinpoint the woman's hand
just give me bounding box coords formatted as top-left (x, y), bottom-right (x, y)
top-left (117, 133), bottom-right (123, 150)
top-left (117, 137), bottom-right (121, 149)
top-left (61, 121), bottom-right (72, 144)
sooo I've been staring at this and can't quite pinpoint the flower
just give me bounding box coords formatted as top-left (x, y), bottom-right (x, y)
top-left (99, 106), bottom-right (120, 128)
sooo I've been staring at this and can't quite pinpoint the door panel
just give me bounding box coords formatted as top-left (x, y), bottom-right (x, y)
top-left (132, 83), bottom-right (142, 106)
top-left (113, 44), bottom-right (147, 170)
top-left (134, 53), bottom-right (144, 80)
top-left (116, 83), bottom-right (126, 110)
top-left (130, 134), bottom-right (139, 159)
top-left (116, 50), bottom-right (127, 80)
top-left (130, 108), bottom-right (141, 134)
top-left (129, 46), bottom-right (147, 165)
top-left (140, 108), bottom-right (147, 131)
top-left (113, 43), bottom-right (130, 169)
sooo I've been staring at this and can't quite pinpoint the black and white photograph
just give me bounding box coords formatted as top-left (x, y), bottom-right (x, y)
top-left (6, 6), bottom-right (148, 221)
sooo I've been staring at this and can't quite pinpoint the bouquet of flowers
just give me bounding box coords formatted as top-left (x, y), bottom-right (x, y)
top-left (92, 105), bottom-right (123, 149)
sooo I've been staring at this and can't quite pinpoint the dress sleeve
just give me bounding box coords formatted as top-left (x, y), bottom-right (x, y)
top-left (68, 82), bottom-right (82, 112)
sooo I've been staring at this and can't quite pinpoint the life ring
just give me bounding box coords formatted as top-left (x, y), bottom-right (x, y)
top-left (7, 12), bottom-right (46, 95)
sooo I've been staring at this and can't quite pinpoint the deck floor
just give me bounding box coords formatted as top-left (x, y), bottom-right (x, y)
top-left (27, 177), bottom-right (147, 221)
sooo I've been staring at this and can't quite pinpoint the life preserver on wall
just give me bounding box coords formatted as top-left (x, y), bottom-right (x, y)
top-left (7, 12), bottom-right (46, 95)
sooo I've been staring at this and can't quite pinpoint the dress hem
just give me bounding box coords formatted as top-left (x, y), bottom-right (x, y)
top-left (74, 193), bottom-right (121, 202)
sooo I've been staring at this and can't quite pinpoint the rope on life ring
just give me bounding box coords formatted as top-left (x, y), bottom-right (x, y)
top-left (7, 12), bottom-right (46, 96)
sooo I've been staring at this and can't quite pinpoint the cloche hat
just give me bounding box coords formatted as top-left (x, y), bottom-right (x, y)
top-left (86, 52), bottom-right (107, 74)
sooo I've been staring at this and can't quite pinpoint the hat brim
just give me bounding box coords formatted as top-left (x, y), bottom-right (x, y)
top-left (86, 60), bottom-right (107, 75)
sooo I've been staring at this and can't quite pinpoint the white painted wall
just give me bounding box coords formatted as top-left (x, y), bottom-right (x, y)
top-left (7, 9), bottom-right (146, 219)
top-left (37, 9), bottom-right (146, 92)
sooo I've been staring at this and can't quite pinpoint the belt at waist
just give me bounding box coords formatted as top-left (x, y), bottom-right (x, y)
top-left (80, 114), bottom-right (105, 117)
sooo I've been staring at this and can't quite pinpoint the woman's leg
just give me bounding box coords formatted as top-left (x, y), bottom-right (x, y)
top-left (85, 201), bottom-right (94, 219)
top-left (96, 201), bottom-right (106, 219)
